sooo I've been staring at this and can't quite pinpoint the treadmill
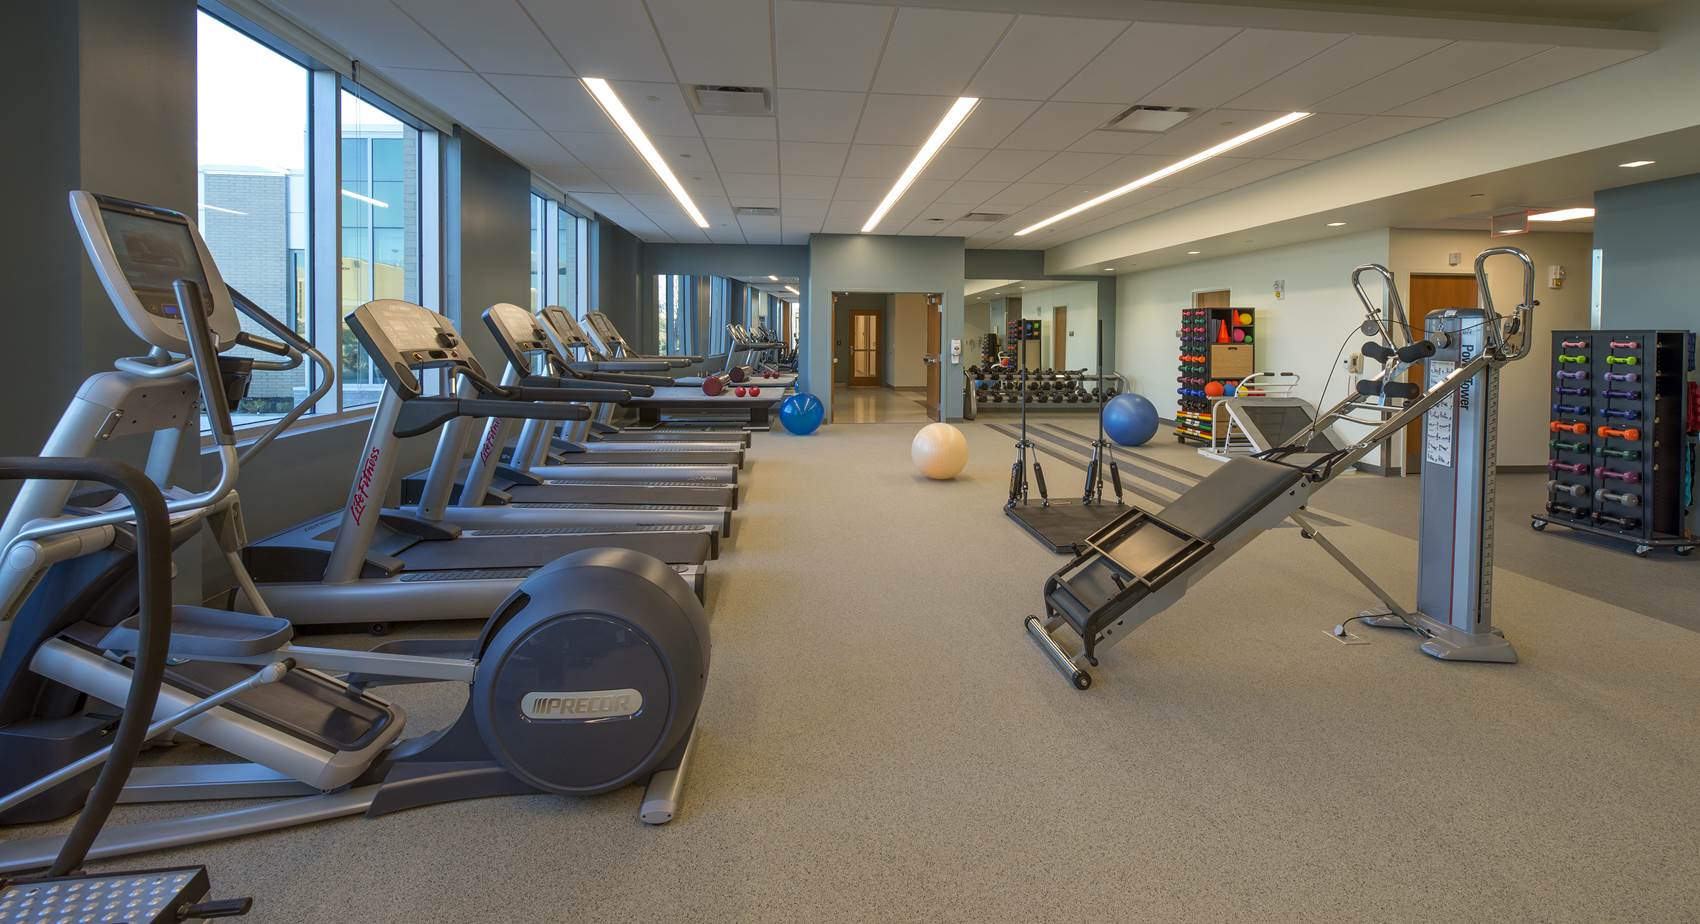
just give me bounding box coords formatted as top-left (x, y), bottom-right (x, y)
top-left (584, 312), bottom-right (790, 433)
top-left (244, 300), bottom-right (715, 624)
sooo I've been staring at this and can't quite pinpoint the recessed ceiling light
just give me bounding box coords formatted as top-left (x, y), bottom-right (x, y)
top-left (582, 77), bottom-right (708, 228)
top-left (1618, 160), bottom-right (1655, 168)
top-left (1015, 112), bottom-right (1312, 236)
top-left (1528, 207), bottom-right (1596, 222)
top-left (863, 97), bottom-right (980, 233)
top-left (784, 285), bottom-right (799, 295)
top-left (1326, 221), bottom-right (1346, 227)
top-left (1186, 250), bottom-right (1201, 255)
top-left (1102, 267), bottom-right (1115, 271)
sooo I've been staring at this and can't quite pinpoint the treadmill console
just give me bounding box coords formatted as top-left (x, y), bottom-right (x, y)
top-left (344, 299), bottom-right (485, 399)
top-left (483, 303), bottom-right (554, 371)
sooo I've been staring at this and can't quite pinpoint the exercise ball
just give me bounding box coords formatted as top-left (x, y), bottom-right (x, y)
top-left (778, 393), bottom-right (824, 435)
top-left (1204, 380), bottom-right (1225, 398)
top-left (1103, 393), bottom-right (1159, 447)
top-left (912, 423), bottom-right (968, 480)
top-left (1224, 381), bottom-right (1238, 397)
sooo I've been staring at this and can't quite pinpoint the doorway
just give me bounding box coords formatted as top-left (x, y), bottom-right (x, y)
top-left (848, 309), bottom-right (881, 386)
top-left (1051, 305), bottom-right (1068, 370)
top-left (1403, 273), bottom-right (1479, 474)
top-left (831, 291), bottom-right (939, 423)
top-left (925, 294), bottom-right (942, 422)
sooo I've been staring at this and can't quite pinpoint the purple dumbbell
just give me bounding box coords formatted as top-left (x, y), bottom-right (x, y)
top-left (1555, 369), bottom-right (1589, 381)
top-left (1552, 403), bottom-right (1588, 415)
top-left (1554, 386), bottom-right (1589, 396)
top-left (1604, 371), bottom-right (1639, 383)
top-left (1600, 407), bottom-right (1640, 420)
top-left (1549, 460), bottom-right (1589, 474)
top-left (1596, 466), bottom-right (1641, 483)
top-left (1600, 388), bottom-right (1641, 400)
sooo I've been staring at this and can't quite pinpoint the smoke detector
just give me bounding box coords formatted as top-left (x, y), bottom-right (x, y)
top-left (688, 85), bottom-right (772, 116)
top-left (1102, 105), bottom-right (1193, 133)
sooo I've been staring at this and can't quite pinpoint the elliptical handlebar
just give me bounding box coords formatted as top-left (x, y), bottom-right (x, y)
top-left (1474, 246), bottom-right (1538, 362)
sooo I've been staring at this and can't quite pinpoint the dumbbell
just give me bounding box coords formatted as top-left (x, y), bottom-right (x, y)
top-left (1596, 425), bottom-right (1640, 441)
top-left (1600, 388), bottom-right (1641, 400)
top-left (1597, 446), bottom-right (1640, 461)
top-left (1549, 438), bottom-right (1588, 453)
top-left (1550, 420), bottom-right (1588, 435)
top-left (1605, 355), bottom-right (1639, 366)
top-left (1552, 403), bottom-right (1589, 415)
top-left (1548, 460), bottom-right (1589, 474)
top-left (1608, 339), bottom-right (1641, 349)
top-left (1546, 480), bottom-right (1588, 497)
top-left (1594, 511), bottom-right (1640, 530)
top-left (1560, 338), bottom-right (1589, 348)
top-left (1556, 353), bottom-right (1589, 364)
top-left (1596, 488), bottom-right (1641, 508)
top-left (1554, 386), bottom-right (1589, 396)
top-left (1600, 407), bottom-right (1640, 420)
top-left (1604, 371), bottom-right (1639, 383)
top-left (1596, 466), bottom-right (1642, 483)
top-left (1548, 501), bottom-right (1587, 519)
top-left (1555, 369), bottom-right (1588, 381)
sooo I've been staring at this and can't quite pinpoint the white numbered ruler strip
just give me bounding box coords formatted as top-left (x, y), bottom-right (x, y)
top-left (1424, 359), bottom-right (1456, 467)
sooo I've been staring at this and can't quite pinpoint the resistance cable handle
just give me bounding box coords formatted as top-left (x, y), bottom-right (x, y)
top-left (1350, 263), bottom-right (1412, 350)
top-left (1474, 247), bottom-right (1538, 361)
top-left (0, 459), bottom-right (171, 878)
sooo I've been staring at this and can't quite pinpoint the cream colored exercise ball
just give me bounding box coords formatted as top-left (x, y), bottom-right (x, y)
top-left (911, 422), bottom-right (968, 480)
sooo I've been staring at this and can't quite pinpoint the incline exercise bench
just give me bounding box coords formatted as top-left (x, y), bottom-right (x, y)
top-left (1026, 250), bottom-right (1537, 689)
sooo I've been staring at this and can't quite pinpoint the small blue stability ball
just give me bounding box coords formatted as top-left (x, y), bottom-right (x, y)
top-left (779, 393), bottom-right (825, 435)
top-left (1102, 393), bottom-right (1158, 447)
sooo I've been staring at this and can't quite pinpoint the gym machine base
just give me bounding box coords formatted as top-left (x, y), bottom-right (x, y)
top-left (1026, 250), bottom-right (1535, 690)
top-left (1005, 320), bottom-right (1126, 553)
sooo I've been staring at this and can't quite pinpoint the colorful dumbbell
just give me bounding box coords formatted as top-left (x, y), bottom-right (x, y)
top-left (1605, 355), bottom-right (1638, 366)
top-left (1548, 460), bottom-right (1589, 474)
top-left (1556, 353), bottom-right (1589, 364)
top-left (1554, 386), bottom-right (1589, 396)
top-left (1596, 446), bottom-right (1640, 461)
top-left (1596, 425), bottom-right (1640, 440)
top-left (1604, 371), bottom-right (1639, 383)
top-left (1550, 438), bottom-right (1589, 453)
top-left (1550, 420), bottom-right (1588, 435)
top-left (1600, 407), bottom-right (1640, 420)
top-left (1596, 488), bottom-right (1641, 508)
top-left (1552, 403), bottom-right (1589, 415)
top-left (1596, 466), bottom-right (1642, 483)
top-left (1555, 369), bottom-right (1589, 381)
top-left (1594, 511), bottom-right (1640, 530)
top-left (1608, 339), bottom-right (1641, 349)
top-left (1560, 339), bottom-right (1589, 348)
top-left (1546, 480), bottom-right (1588, 497)
top-left (1600, 388), bottom-right (1641, 400)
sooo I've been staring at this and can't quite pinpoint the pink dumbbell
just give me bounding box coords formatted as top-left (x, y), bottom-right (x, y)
top-left (1596, 466), bottom-right (1641, 484)
top-left (1548, 460), bottom-right (1589, 474)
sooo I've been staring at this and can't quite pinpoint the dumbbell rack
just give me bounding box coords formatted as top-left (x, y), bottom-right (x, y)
top-left (1533, 328), bottom-right (1696, 557)
top-left (1175, 306), bottom-right (1255, 443)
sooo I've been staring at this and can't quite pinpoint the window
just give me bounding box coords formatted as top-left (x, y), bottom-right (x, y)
top-left (656, 274), bottom-right (691, 355)
top-left (339, 90), bottom-right (422, 408)
top-left (195, 11), bottom-right (311, 427)
top-left (555, 206), bottom-right (582, 316)
top-left (528, 193), bottom-right (546, 311)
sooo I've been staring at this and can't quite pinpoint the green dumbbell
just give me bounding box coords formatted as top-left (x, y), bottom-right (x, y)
top-left (1556, 353), bottom-right (1589, 364)
top-left (1605, 354), bottom-right (1639, 366)
top-left (1549, 439), bottom-right (1588, 453)
top-left (1596, 446), bottom-right (1641, 461)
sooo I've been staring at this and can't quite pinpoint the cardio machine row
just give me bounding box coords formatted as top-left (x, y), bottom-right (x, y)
top-left (0, 191), bottom-right (788, 879)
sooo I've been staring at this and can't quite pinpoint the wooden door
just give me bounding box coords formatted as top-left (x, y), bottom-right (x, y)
top-left (1404, 274), bottom-right (1479, 474)
top-left (925, 295), bottom-right (942, 421)
top-left (848, 309), bottom-right (881, 386)
top-left (1052, 306), bottom-right (1067, 370)
top-left (1194, 289), bottom-right (1230, 308)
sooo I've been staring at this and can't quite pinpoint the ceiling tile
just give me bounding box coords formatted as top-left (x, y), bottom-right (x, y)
top-left (485, 75), bottom-right (605, 131)
top-left (779, 142), bottom-right (849, 176)
top-left (607, 81), bottom-right (699, 136)
top-left (1180, 157), bottom-right (1310, 191)
top-left (1056, 21), bottom-right (1240, 104)
top-left (646, 0), bottom-right (772, 87)
top-left (1023, 151), bottom-right (1119, 184)
top-left (551, 131), bottom-right (639, 169)
top-left (706, 138), bottom-right (781, 174)
top-left (832, 176), bottom-right (895, 201)
top-left (1130, 108), bottom-right (1318, 158)
top-left (1271, 115), bottom-right (1437, 160)
top-left (720, 173), bottom-right (781, 198)
top-left (1144, 29), bottom-right (1346, 109)
top-left (649, 134), bottom-right (713, 163)
top-left (594, 167), bottom-right (667, 196)
top-left (777, 89), bottom-right (866, 142)
top-left (780, 174), bottom-right (839, 198)
top-left (474, 128), bottom-right (583, 175)
top-left (547, 166), bottom-right (615, 193)
top-left (936, 180), bottom-right (1010, 205)
top-left (391, 0), bottom-right (569, 76)
top-left (965, 149), bottom-right (1052, 182)
top-left (925, 146), bottom-right (989, 182)
top-left (1227, 34), bottom-right (1449, 111)
top-left (519, 0), bottom-right (674, 82)
top-left (271, 0), bottom-right (463, 70)
top-left (382, 68), bottom-right (535, 130)
top-left (1388, 46), bottom-right (1644, 119)
top-left (823, 199), bottom-right (877, 233)
top-left (715, 222), bottom-right (756, 244)
top-left (966, 15), bottom-right (1127, 101)
top-left (950, 99), bottom-right (1043, 149)
top-left (1078, 153), bottom-right (1171, 185)
top-left (736, 214), bottom-right (782, 243)
top-left (855, 94), bottom-right (958, 146)
top-left (842, 144), bottom-right (917, 178)
top-left (776, 1), bottom-right (893, 92)
top-left (677, 171), bottom-right (726, 200)
top-left (781, 198), bottom-right (831, 218)
top-left (1224, 111), bottom-right (1362, 158)
top-left (999, 102), bottom-right (1125, 152)
top-left (1315, 40), bottom-right (1551, 115)
top-left (977, 181), bottom-right (1065, 210)
top-left (873, 7), bottom-right (1013, 95)
top-left (1067, 130), bottom-right (1159, 155)
top-left (696, 115), bottom-right (778, 140)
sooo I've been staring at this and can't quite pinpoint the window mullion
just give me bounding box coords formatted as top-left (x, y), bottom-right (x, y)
top-left (310, 67), bottom-right (342, 415)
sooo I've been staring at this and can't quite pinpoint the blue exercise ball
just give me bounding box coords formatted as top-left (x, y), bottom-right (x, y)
top-left (779, 393), bottom-right (824, 435)
top-left (1102, 393), bottom-right (1158, 447)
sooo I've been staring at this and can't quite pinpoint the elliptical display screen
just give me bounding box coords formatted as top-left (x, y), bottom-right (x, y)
top-left (99, 207), bottom-right (213, 322)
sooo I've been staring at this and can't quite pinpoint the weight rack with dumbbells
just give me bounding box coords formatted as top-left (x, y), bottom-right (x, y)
top-left (1175, 305), bottom-right (1255, 444)
top-left (1532, 328), bottom-right (1696, 557)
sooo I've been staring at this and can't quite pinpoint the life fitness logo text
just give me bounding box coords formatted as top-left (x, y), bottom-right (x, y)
top-left (478, 419), bottom-right (504, 463)
top-left (348, 448), bottom-right (382, 525)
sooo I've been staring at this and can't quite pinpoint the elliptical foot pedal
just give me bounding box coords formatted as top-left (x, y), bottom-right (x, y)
top-left (0, 866), bottom-right (250, 922)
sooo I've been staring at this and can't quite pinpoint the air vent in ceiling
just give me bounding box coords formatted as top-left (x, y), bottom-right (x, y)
top-left (688, 85), bottom-right (772, 116)
top-left (735, 206), bottom-right (779, 217)
top-left (1102, 105), bottom-right (1193, 134)
top-left (960, 212), bottom-right (1008, 222)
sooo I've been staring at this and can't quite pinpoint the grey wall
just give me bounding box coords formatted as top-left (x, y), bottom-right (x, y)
top-left (592, 220), bottom-right (645, 343)
top-left (807, 234), bottom-right (966, 418)
top-left (447, 130), bottom-right (532, 371)
top-left (1594, 173), bottom-right (1700, 330)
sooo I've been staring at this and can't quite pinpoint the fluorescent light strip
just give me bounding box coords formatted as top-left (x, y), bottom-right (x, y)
top-left (201, 203), bottom-right (248, 216)
top-left (582, 77), bottom-right (709, 229)
top-left (784, 285), bottom-right (799, 295)
top-left (1015, 112), bottom-right (1313, 237)
top-left (862, 97), bottom-right (979, 233)
top-left (1528, 207), bottom-right (1596, 222)
top-left (1618, 160), bottom-right (1655, 168)
top-left (340, 189), bottom-right (388, 209)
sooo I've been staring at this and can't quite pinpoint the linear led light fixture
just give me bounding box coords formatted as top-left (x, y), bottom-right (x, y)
top-left (784, 285), bottom-right (799, 294)
top-left (862, 97), bottom-right (979, 233)
top-left (582, 77), bottom-right (709, 229)
top-left (1015, 112), bottom-right (1313, 237)
top-left (340, 189), bottom-right (388, 209)
top-left (1528, 207), bottom-right (1595, 222)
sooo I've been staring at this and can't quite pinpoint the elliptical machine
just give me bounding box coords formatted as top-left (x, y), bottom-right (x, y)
top-left (0, 192), bottom-right (710, 873)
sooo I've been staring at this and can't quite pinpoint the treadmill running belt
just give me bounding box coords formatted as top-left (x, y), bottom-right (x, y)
top-left (395, 527), bottom-right (713, 569)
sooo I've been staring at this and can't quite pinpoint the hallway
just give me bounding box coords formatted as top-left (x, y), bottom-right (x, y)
top-left (831, 386), bottom-right (932, 423)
